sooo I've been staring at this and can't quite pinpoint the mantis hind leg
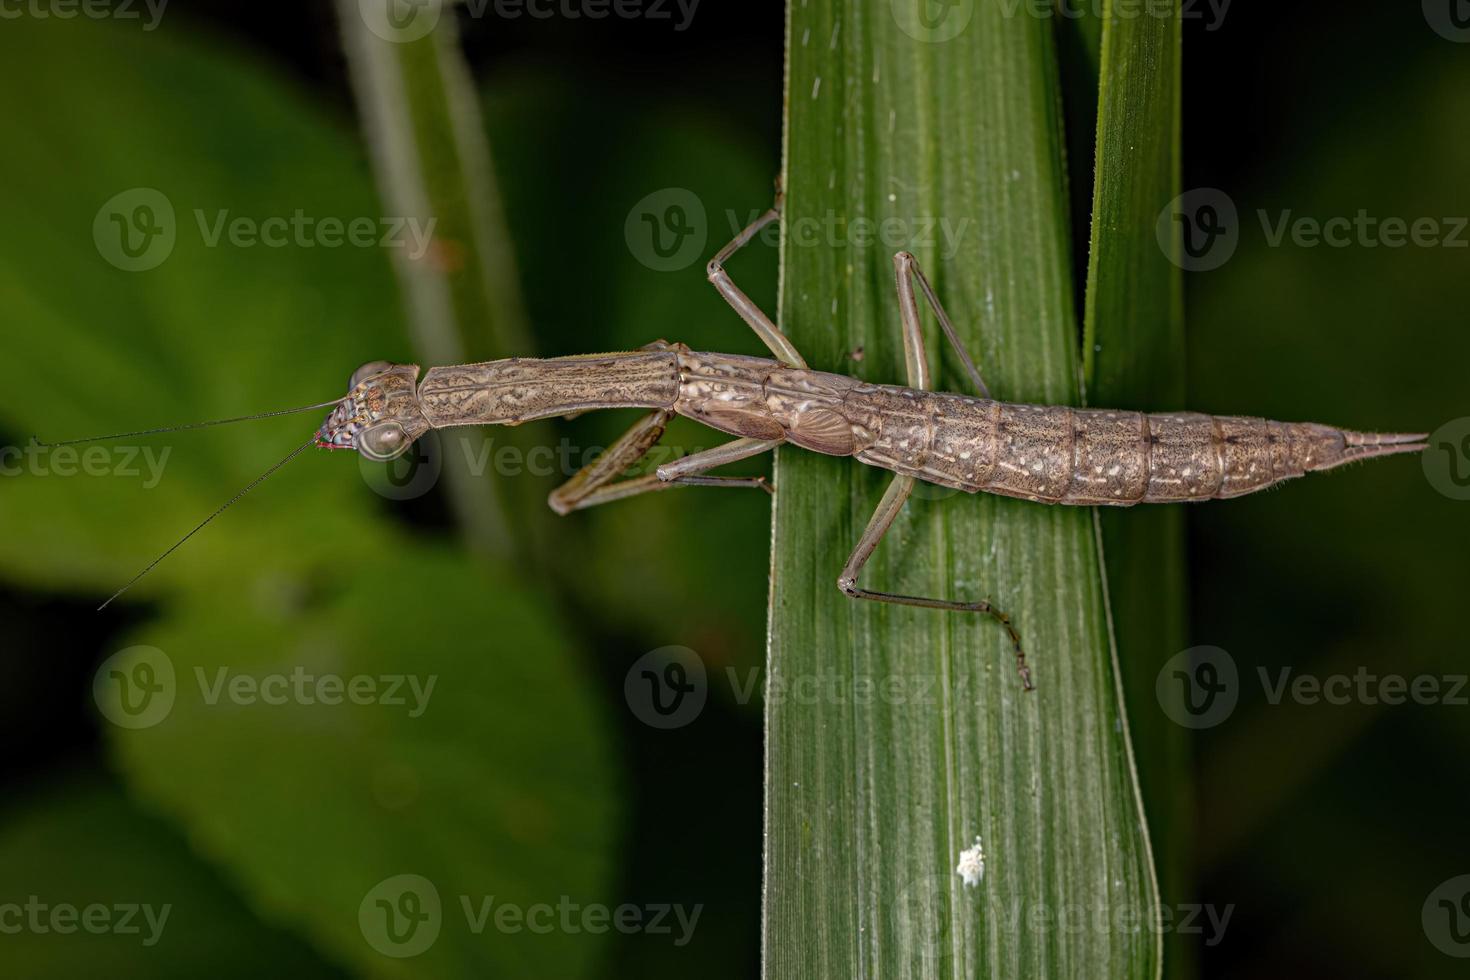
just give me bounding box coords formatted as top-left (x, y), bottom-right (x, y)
top-left (835, 254), bottom-right (1032, 691)
top-left (893, 250), bottom-right (991, 399)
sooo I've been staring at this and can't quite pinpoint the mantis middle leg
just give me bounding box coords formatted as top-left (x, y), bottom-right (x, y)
top-left (707, 192), bottom-right (809, 370)
top-left (837, 252), bottom-right (1032, 691)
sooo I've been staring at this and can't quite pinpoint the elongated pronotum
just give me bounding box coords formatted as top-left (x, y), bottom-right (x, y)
top-left (57, 199), bottom-right (1428, 688)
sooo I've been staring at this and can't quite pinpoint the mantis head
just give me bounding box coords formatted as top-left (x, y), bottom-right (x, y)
top-left (316, 361), bottom-right (432, 461)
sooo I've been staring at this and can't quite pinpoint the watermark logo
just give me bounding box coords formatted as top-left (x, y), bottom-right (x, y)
top-left (1157, 188), bottom-right (1239, 272)
top-left (94, 188), bottom-right (437, 273)
top-left (358, 0), bottom-right (443, 43)
top-left (0, 439), bottom-right (170, 487)
top-left (891, 0), bottom-right (975, 43)
top-left (1158, 645), bottom-right (1470, 728)
top-left (360, 874), bottom-right (442, 958)
top-left (359, 876), bottom-right (701, 952)
top-left (625, 187), bottom-right (708, 272)
top-left (473, 0), bottom-right (699, 30)
top-left (359, 0), bottom-right (700, 39)
top-left (1160, 188), bottom-right (1468, 270)
top-left (890, 880), bottom-right (1233, 952)
top-left (353, 434), bottom-right (716, 500)
top-left (94, 651), bottom-right (436, 727)
top-left (1424, 0), bottom-right (1470, 42)
top-left (192, 209), bottom-right (436, 258)
top-left (0, 897), bottom-right (171, 946)
top-left (894, 873), bottom-right (955, 964)
top-left (93, 646), bottom-right (176, 730)
top-left (1424, 417), bottom-right (1470, 500)
top-left (1423, 875), bottom-right (1470, 957)
top-left (360, 429), bottom-right (444, 501)
top-left (94, 188), bottom-right (176, 272)
top-left (461, 894), bottom-right (701, 944)
top-left (0, 0), bottom-right (169, 31)
top-left (779, 209), bottom-right (972, 258)
top-left (624, 645), bottom-right (706, 728)
top-left (195, 666), bottom-right (436, 717)
top-left (1156, 645), bottom-right (1238, 729)
top-left (1001, 0), bottom-right (1231, 32)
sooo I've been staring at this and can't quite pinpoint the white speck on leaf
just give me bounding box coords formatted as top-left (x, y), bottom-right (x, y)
top-left (956, 836), bottom-right (985, 887)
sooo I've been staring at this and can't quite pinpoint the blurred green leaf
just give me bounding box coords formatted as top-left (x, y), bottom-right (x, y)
top-left (0, 17), bottom-right (618, 978)
top-left (0, 768), bottom-right (339, 979)
top-left (111, 547), bottom-right (617, 979)
top-left (765, 2), bottom-right (1158, 977)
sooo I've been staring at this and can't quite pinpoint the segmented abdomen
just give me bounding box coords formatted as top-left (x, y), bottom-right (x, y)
top-left (850, 390), bottom-right (1349, 505)
top-left (665, 355), bottom-right (1417, 505)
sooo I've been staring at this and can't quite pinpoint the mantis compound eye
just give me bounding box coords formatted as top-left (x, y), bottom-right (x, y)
top-left (358, 421), bottom-right (413, 461)
top-left (350, 360), bottom-right (395, 389)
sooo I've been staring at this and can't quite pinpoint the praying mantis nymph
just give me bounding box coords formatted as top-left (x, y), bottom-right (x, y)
top-left (58, 199), bottom-right (1429, 689)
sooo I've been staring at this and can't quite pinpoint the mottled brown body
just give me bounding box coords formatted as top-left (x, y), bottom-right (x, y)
top-left (411, 349), bottom-right (1423, 505)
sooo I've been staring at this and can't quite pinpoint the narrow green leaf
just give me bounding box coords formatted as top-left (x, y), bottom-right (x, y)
top-left (765, 2), bottom-right (1158, 977)
top-left (335, 0), bottom-right (552, 563)
top-left (1081, 2), bottom-right (1191, 976)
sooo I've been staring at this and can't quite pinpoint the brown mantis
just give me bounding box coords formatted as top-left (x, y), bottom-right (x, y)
top-left (64, 199), bottom-right (1429, 689)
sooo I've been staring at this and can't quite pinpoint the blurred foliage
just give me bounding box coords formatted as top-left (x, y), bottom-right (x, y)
top-left (0, 768), bottom-right (339, 977)
top-left (0, 13), bottom-right (729, 979)
top-left (1186, 41), bottom-right (1470, 980)
top-left (0, 3), bottom-right (1466, 979)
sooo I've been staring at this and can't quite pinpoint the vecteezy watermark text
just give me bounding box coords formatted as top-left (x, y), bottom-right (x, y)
top-left (0, 440), bottom-right (170, 488)
top-left (0, 897), bottom-right (171, 947)
top-left (1159, 188), bottom-right (1469, 271)
top-left (460, 895), bottom-right (701, 945)
top-left (1157, 645), bottom-right (1469, 729)
top-left (980, 898), bottom-right (1233, 945)
top-left (623, 187), bottom-right (974, 272)
top-left (356, 0), bottom-right (699, 44)
top-left (93, 187), bottom-right (437, 272)
top-left (0, 0), bottom-right (168, 30)
top-left (193, 210), bottom-right (436, 258)
top-left (358, 875), bottom-right (701, 958)
top-left (1002, 0), bottom-right (1232, 31)
top-left (93, 647), bottom-right (438, 730)
top-left (196, 666), bottom-right (436, 718)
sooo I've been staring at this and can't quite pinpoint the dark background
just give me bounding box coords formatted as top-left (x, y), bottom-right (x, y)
top-left (2, 2), bottom-right (1466, 978)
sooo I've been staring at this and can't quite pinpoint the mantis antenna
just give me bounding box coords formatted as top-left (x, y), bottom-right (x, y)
top-left (32, 397), bottom-right (351, 611)
top-left (36, 398), bottom-right (348, 448)
top-left (96, 432), bottom-right (322, 611)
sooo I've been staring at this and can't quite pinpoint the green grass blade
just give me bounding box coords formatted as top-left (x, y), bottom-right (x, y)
top-left (336, 1), bottom-right (551, 562)
top-left (764, 2), bottom-right (1159, 976)
top-left (1081, 3), bottom-right (1191, 976)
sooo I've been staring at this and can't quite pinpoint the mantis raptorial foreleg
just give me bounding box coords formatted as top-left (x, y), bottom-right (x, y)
top-left (547, 406), bottom-right (779, 515)
top-left (707, 194), bottom-right (809, 369)
top-left (545, 336), bottom-right (782, 513)
top-left (548, 408), bottom-right (673, 514)
top-left (838, 251), bottom-right (1031, 690)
